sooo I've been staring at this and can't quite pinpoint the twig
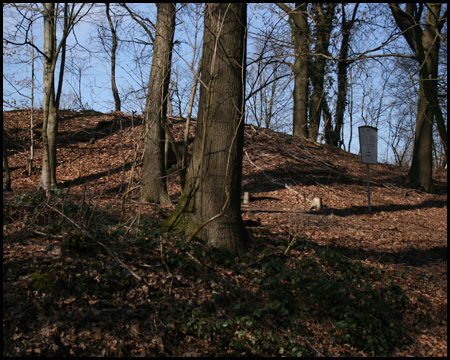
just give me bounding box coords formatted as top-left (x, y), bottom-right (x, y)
top-left (45, 203), bottom-right (142, 282)
top-left (32, 230), bottom-right (63, 239)
top-left (95, 240), bottom-right (142, 282)
top-left (160, 242), bottom-right (174, 295)
top-left (303, 337), bottom-right (325, 357)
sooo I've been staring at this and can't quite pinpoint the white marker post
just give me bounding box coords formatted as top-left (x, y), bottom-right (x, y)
top-left (358, 126), bottom-right (378, 213)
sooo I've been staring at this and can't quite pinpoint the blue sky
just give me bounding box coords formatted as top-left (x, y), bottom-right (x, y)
top-left (4, 3), bottom-right (443, 164)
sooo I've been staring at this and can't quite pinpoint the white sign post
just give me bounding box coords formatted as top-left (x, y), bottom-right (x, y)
top-left (358, 126), bottom-right (378, 213)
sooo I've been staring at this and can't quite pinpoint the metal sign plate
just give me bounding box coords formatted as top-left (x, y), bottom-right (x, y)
top-left (358, 126), bottom-right (378, 164)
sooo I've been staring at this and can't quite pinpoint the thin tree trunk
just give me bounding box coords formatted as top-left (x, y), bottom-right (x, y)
top-left (106, 3), bottom-right (121, 112)
top-left (28, 20), bottom-right (36, 176)
top-left (3, 123), bottom-right (11, 191)
top-left (181, 57), bottom-right (201, 190)
top-left (55, 3), bottom-right (67, 112)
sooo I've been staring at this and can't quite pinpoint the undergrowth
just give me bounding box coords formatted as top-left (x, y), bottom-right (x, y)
top-left (3, 193), bottom-right (411, 356)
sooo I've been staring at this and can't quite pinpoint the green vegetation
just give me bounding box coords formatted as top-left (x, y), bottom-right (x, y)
top-left (3, 194), bottom-right (413, 356)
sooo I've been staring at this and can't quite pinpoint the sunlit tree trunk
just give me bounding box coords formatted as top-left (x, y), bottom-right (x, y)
top-left (389, 3), bottom-right (446, 192)
top-left (308, 3), bottom-right (335, 142)
top-left (277, 3), bottom-right (309, 138)
top-left (106, 3), bottom-right (121, 112)
top-left (55, 3), bottom-right (67, 112)
top-left (325, 4), bottom-right (358, 147)
top-left (39, 3), bottom-right (58, 195)
top-left (163, 3), bottom-right (248, 257)
top-left (292, 3), bottom-right (309, 138)
top-left (141, 3), bottom-right (176, 205)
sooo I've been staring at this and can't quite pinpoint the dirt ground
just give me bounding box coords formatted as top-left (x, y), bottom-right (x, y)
top-left (3, 110), bottom-right (447, 356)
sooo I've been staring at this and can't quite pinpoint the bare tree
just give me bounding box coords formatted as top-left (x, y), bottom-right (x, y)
top-left (105, 3), bottom-right (121, 112)
top-left (39, 4), bottom-right (91, 194)
top-left (245, 10), bottom-right (293, 132)
top-left (389, 3), bottom-right (447, 192)
top-left (4, 4), bottom-right (92, 194)
top-left (324, 4), bottom-right (359, 147)
top-left (141, 3), bottom-right (176, 205)
top-left (163, 3), bottom-right (248, 257)
top-left (277, 3), bottom-right (310, 138)
top-left (40, 3), bottom-right (58, 194)
top-left (308, 3), bottom-right (336, 141)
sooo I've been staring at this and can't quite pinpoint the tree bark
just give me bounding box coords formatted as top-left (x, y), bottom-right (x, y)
top-left (325, 4), bottom-right (358, 147)
top-left (141, 3), bottom-right (176, 205)
top-left (308, 3), bottom-right (335, 142)
top-left (162, 3), bottom-right (248, 257)
top-left (389, 3), bottom-right (446, 192)
top-left (55, 3), bottom-right (67, 112)
top-left (276, 3), bottom-right (310, 138)
top-left (39, 3), bottom-right (58, 195)
top-left (291, 3), bottom-right (309, 138)
top-left (3, 123), bottom-right (11, 191)
top-left (106, 3), bottom-right (121, 112)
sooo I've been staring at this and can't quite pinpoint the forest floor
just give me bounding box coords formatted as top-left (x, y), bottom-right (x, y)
top-left (3, 110), bottom-right (447, 356)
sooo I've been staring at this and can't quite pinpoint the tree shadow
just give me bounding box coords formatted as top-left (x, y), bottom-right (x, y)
top-left (61, 162), bottom-right (134, 188)
top-left (57, 113), bottom-right (143, 147)
top-left (319, 198), bottom-right (447, 217)
top-left (242, 166), bottom-right (360, 194)
top-left (323, 243), bottom-right (448, 267)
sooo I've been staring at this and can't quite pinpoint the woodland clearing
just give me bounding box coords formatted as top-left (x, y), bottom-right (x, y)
top-left (3, 110), bottom-right (447, 356)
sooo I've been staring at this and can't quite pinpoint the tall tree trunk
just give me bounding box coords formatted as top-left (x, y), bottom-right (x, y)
top-left (291, 3), bottom-right (309, 138)
top-left (389, 3), bottom-right (446, 192)
top-left (28, 17), bottom-right (36, 176)
top-left (308, 3), bottom-right (335, 141)
top-left (141, 3), bottom-right (176, 205)
top-left (39, 3), bottom-right (58, 195)
top-left (106, 3), bottom-right (121, 112)
top-left (162, 3), bottom-right (248, 257)
top-left (326, 4), bottom-right (358, 147)
top-left (277, 3), bottom-right (309, 138)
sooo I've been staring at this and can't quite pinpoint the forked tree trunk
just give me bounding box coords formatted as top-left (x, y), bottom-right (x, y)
top-left (162, 3), bottom-right (248, 257)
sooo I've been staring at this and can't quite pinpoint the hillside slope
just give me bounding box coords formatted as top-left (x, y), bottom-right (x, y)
top-left (3, 110), bottom-right (447, 356)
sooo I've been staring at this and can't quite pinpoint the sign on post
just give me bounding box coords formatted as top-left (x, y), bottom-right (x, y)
top-left (358, 126), bottom-right (378, 213)
top-left (358, 126), bottom-right (378, 165)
